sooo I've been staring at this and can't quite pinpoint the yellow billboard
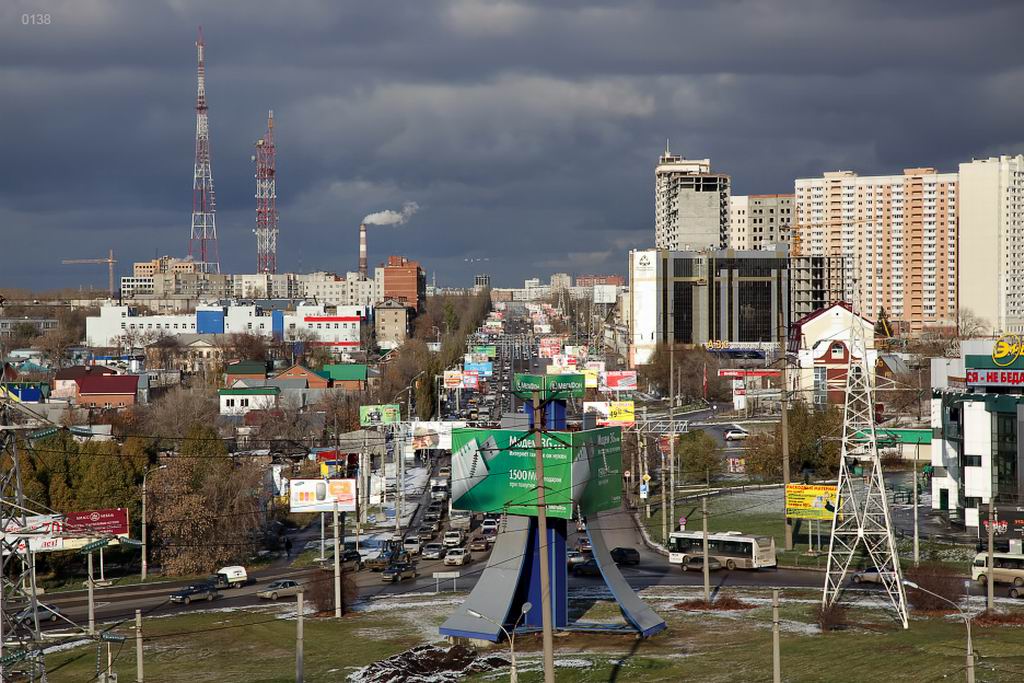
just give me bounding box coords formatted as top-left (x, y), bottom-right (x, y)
top-left (785, 484), bottom-right (838, 520)
top-left (583, 368), bottom-right (599, 388)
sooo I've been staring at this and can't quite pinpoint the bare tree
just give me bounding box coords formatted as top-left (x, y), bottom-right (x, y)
top-left (142, 385), bottom-right (219, 442)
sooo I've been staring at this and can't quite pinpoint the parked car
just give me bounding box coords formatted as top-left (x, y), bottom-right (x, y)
top-left (15, 603), bottom-right (61, 624)
top-left (469, 536), bottom-right (490, 553)
top-left (724, 429), bottom-right (749, 441)
top-left (481, 518), bottom-right (500, 533)
top-left (417, 526), bottom-right (436, 542)
top-left (851, 567), bottom-right (882, 584)
top-left (576, 538), bottom-right (593, 553)
top-left (423, 511), bottom-right (441, 525)
top-left (381, 563), bottom-right (418, 583)
top-left (257, 579), bottom-right (302, 600)
top-left (438, 466), bottom-right (452, 477)
top-left (572, 559), bottom-right (602, 577)
top-left (170, 583), bottom-right (219, 605)
top-left (610, 547), bottom-right (641, 566)
top-left (422, 543), bottom-right (446, 560)
top-left (1010, 586), bottom-right (1024, 599)
top-left (403, 537), bottom-right (422, 556)
top-left (422, 518), bottom-right (441, 532)
top-left (682, 556), bottom-right (723, 572)
top-left (444, 548), bottom-right (471, 566)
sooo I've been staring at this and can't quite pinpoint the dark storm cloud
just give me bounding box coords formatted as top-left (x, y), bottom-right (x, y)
top-left (1, 0), bottom-right (1022, 289)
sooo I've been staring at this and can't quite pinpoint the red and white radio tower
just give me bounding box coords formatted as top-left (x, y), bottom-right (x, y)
top-left (188, 26), bottom-right (220, 274)
top-left (253, 110), bottom-right (278, 273)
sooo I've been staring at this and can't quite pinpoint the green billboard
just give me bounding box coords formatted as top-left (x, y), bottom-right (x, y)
top-left (512, 373), bottom-right (585, 399)
top-left (450, 427), bottom-right (622, 519)
top-left (473, 345), bottom-right (498, 359)
top-left (359, 404), bottom-right (401, 427)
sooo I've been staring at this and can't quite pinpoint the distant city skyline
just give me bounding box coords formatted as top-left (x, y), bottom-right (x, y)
top-left (2, 1), bottom-right (1022, 290)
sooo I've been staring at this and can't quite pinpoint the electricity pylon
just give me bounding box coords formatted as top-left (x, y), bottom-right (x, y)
top-left (0, 403), bottom-right (49, 681)
top-left (822, 299), bottom-right (909, 629)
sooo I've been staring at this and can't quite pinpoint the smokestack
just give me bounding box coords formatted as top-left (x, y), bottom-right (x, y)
top-left (359, 223), bottom-right (367, 278)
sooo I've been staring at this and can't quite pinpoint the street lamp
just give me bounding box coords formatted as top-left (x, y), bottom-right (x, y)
top-left (901, 579), bottom-right (974, 683)
top-left (141, 464), bottom-right (167, 581)
top-left (467, 602), bottom-right (532, 683)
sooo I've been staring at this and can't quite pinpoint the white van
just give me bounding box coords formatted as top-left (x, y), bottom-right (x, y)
top-left (213, 566), bottom-right (248, 589)
top-left (403, 537), bottom-right (422, 555)
top-left (972, 552), bottom-right (1024, 587)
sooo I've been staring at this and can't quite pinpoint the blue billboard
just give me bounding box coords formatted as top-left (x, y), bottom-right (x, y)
top-left (465, 361), bottom-right (493, 378)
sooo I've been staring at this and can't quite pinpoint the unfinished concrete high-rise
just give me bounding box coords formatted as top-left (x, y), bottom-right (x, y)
top-left (654, 145), bottom-right (730, 251)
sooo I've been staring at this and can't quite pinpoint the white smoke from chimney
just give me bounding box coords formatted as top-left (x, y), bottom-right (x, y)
top-left (363, 201), bottom-right (419, 226)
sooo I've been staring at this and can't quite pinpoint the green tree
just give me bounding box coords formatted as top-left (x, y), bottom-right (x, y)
top-left (677, 430), bottom-right (723, 483)
top-left (744, 403), bottom-right (843, 481)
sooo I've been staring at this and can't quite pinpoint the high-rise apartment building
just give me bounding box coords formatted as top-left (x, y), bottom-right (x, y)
top-left (729, 195), bottom-right (794, 250)
top-left (654, 148), bottom-right (730, 251)
top-left (793, 168), bottom-right (958, 336)
top-left (959, 155), bottom-right (1024, 334)
top-left (549, 273), bottom-right (572, 290)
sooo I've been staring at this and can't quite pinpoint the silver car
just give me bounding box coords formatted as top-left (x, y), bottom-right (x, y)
top-left (257, 579), bottom-right (303, 600)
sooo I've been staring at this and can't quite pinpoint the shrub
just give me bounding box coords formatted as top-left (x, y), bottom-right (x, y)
top-left (305, 571), bottom-right (357, 615)
top-left (816, 602), bottom-right (847, 632)
top-left (903, 562), bottom-right (966, 612)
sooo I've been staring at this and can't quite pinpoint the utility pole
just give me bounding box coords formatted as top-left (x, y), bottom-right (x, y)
top-left (660, 433), bottom-right (668, 544)
top-left (702, 496), bottom-right (710, 603)
top-left (531, 391), bottom-right (556, 683)
top-left (333, 502), bottom-right (342, 618)
top-left (912, 448), bottom-right (920, 566)
top-left (641, 406), bottom-right (651, 519)
top-left (781, 361), bottom-right (793, 551)
top-left (135, 609), bottom-right (144, 683)
top-left (669, 345), bottom-right (676, 537)
top-left (88, 550), bottom-right (96, 634)
top-left (296, 591), bottom-right (304, 683)
top-left (987, 502), bottom-right (996, 612)
top-left (772, 589), bottom-right (781, 683)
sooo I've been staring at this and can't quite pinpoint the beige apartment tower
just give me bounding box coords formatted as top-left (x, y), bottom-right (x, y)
top-left (958, 155), bottom-right (1024, 334)
top-left (793, 168), bottom-right (958, 336)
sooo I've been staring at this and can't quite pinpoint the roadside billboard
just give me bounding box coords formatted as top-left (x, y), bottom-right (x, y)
top-left (534, 323), bottom-right (552, 334)
top-left (539, 337), bottom-right (562, 358)
top-left (462, 370), bottom-right (480, 389)
top-left (600, 371), bottom-right (637, 393)
top-left (444, 370), bottom-right (464, 389)
top-left (564, 346), bottom-right (588, 363)
top-left (289, 479), bottom-right (357, 513)
top-left (66, 508), bottom-right (130, 538)
top-left (359, 404), bottom-right (401, 427)
top-left (411, 421), bottom-right (468, 450)
top-left (473, 345), bottom-right (498, 359)
top-left (785, 484), bottom-right (838, 520)
top-left (451, 427), bottom-right (622, 519)
top-left (583, 401), bottom-right (635, 427)
top-left (593, 284), bottom-right (618, 305)
top-left (465, 361), bottom-right (493, 378)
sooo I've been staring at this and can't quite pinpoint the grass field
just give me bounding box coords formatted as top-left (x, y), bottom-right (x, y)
top-left (43, 586), bottom-right (1024, 683)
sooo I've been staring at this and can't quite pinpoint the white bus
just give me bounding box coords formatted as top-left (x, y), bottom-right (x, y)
top-left (668, 531), bottom-right (777, 570)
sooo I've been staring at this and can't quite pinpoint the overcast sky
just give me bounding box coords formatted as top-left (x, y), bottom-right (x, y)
top-left (3, 0), bottom-right (1023, 291)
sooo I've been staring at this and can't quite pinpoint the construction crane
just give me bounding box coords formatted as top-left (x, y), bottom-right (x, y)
top-left (62, 248), bottom-right (117, 297)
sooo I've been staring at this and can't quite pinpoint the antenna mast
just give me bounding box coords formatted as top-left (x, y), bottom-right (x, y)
top-left (188, 26), bottom-right (220, 274)
top-left (254, 111), bottom-right (278, 273)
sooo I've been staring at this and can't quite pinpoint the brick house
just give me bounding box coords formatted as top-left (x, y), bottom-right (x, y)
top-left (74, 374), bottom-right (140, 409)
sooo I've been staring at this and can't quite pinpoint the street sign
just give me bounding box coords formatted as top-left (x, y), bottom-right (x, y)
top-left (641, 473), bottom-right (651, 483)
top-left (432, 571), bottom-right (461, 579)
top-left (624, 470), bottom-right (631, 479)
top-left (78, 538), bottom-right (110, 555)
top-left (639, 483), bottom-right (649, 499)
